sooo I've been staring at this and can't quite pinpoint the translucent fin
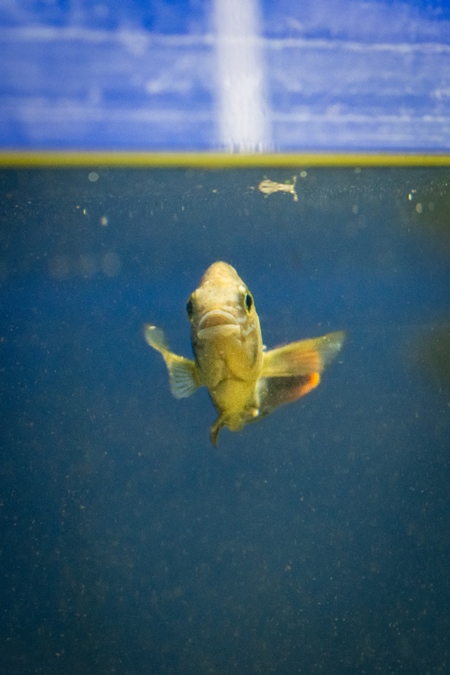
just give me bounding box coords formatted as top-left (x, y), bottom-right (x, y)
top-left (144, 324), bottom-right (199, 399)
top-left (261, 331), bottom-right (346, 378)
top-left (168, 359), bottom-right (199, 399)
top-left (144, 325), bottom-right (169, 352)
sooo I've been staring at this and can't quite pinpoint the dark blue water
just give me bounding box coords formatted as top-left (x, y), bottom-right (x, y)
top-left (1, 167), bottom-right (449, 674)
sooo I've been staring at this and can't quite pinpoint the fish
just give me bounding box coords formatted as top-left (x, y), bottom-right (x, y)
top-left (144, 262), bottom-right (345, 446)
top-left (258, 177), bottom-right (298, 201)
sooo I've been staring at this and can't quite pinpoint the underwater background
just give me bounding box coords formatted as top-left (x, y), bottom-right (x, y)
top-left (1, 166), bottom-right (450, 673)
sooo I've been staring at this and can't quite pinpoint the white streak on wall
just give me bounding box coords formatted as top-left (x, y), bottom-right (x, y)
top-left (213, 0), bottom-right (271, 152)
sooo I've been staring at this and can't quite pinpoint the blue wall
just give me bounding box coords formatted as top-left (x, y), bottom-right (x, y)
top-left (0, 0), bottom-right (450, 151)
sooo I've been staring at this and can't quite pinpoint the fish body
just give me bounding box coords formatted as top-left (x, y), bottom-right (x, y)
top-left (145, 262), bottom-right (345, 445)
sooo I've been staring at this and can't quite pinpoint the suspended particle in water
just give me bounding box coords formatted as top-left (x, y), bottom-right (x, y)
top-left (49, 255), bottom-right (70, 280)
top-left (101, 251), bottom-right (122, 278)
top-left (78, 254), bottom-right (97, 279)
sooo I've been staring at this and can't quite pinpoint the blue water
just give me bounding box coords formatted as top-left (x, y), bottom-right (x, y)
top-left (1, 167), bottom-right (449, 674)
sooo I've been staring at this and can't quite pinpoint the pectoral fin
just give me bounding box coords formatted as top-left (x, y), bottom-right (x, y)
top-left (257, 373), bottom-right (321, 417)
top-left (261, 331), bottom-right (346, 378)
top-left (144, 324), bottom-right (199, 399)
top-left (258, 330), bottom-right (345, 415)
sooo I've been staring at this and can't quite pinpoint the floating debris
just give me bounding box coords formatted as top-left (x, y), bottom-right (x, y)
top-left (258, 177), bottom-right (298, 202)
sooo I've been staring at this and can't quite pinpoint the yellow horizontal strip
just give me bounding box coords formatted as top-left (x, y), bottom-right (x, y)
top-left (0, 150), bottom-right (450, 168)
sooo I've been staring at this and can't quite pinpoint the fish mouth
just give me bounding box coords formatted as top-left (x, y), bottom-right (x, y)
top-left (197, 309), bottom-right (240, 340)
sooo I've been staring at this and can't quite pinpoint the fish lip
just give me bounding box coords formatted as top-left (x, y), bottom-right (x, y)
top-left (196, 309), bottom-right (240, 340)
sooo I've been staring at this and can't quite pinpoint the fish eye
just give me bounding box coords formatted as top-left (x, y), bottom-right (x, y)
top-left (244, 292), bottom-right (253, 313)
top-left (186, 297), bottom-right (194, 318)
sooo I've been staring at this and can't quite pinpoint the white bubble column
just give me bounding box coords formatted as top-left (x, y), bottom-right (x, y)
top-left (213, 0), bottom-right (272, 152)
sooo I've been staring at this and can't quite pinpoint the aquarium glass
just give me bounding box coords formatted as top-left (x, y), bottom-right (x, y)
top-left (1, 165), bottom-right (449, 674)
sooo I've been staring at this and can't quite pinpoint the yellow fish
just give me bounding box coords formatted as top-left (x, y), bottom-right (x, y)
top-left (144, 262), bottom-right (345, 446)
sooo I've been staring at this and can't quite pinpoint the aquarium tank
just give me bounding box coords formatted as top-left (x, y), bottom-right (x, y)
top-left (1, 1), bottom-right (450, 674)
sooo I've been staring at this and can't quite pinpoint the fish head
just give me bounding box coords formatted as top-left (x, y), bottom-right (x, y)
top-left (186, 262), bottom-right (263, 383)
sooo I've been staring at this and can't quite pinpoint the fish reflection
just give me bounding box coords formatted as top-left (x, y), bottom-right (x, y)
top-left (258, 177), bottom-right (298, 201)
